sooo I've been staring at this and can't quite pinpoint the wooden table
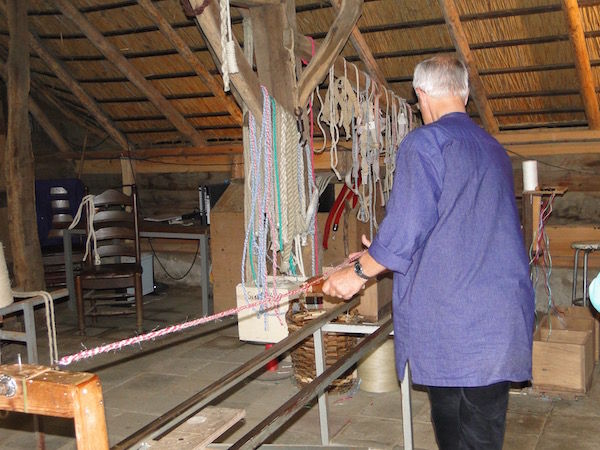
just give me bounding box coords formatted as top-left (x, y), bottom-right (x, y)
top-left (63, 222), bottom-right (212, 317)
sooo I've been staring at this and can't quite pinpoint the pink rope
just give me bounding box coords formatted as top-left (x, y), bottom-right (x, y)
top-left (58, 251), bottom-right (366, 366)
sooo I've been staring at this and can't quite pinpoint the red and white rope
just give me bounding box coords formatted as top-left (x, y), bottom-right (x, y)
top-left (57, 251), bottom-right (366, 366)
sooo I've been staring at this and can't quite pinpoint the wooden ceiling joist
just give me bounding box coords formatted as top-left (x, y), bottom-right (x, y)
top-left (0, 60), bottom-right (72, 154)
top-left (438, 0), bottom-right (499, 134)
top-left (562, 0), bottom-right (600, 129)
top-left (189, 0), bottom-right (263, 122)
top-left (136, 0), bottom-right (242, 125)
top-left (330, 0), bottom-right (388, 90)
top-left (53, 0), bottom-right (207, 147)
top-left (296, 0), bottom-right (363, 109)
top-left (21, 29), bottom-right (131, 151)
top-left (295, 32), bottom-right (401, 114)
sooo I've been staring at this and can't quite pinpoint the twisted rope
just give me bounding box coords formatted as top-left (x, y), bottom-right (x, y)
top-left (69, 194), bottom-right (101, 266)
top-left (12, 290), bottom-right (58, 365)
top-left (58, 251), bottom-right (366, 366)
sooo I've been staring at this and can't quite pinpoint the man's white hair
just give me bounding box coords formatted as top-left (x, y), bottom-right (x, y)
top-left (412, 55), bottom-right (469, 100)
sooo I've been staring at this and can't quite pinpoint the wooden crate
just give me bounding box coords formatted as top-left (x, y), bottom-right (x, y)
top-left (539, 308), bottom-right (598, 363)
top-left (532, 328), bottom-right (594, 393)
top-left (565, 306), bottom-right (600, 362)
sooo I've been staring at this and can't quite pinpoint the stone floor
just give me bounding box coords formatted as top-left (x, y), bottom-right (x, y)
top-left (1, 286), bottom-right (600, 449)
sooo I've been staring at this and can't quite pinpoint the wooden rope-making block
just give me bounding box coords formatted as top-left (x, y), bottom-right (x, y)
top-left (0, 364), bottom-right (109, 450)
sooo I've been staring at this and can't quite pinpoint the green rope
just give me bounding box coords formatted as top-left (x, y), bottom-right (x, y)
top-left (271, 98), bottom-right (285, 262)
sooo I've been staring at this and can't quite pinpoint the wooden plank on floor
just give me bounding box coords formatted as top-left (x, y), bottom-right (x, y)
top-left (149, 406), bottom-right (245, 449)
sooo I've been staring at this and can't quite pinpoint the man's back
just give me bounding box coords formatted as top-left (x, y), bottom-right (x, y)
top-left (372, 112), bottom-right (535, 386)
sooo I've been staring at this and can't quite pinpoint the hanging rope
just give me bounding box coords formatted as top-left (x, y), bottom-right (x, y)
top-left (219, 0), bottom-right (238, 92)
top-left (69, 194), bottom-right (101, 266)
top-left (12, 290), bottom-right (58, 366)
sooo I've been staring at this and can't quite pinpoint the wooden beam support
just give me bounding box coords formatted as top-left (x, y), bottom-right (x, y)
top-left (497, 128), bottom-right (600, 145)
top-left (230, 0), bottom-right (281, 7)
top-left (296, 0), bottom-right (363, 109)
top-left (20, 30), bottom-right (131, 151)
top-left (4, 0), bottom-right (45, 290)
top-left (438, 0), bottom-right (499, 134)
top-left (0, 62), bottom-right (72, 154)
top-left (53, 0), bottom-right (206, 147)
top-left (330, 0), bottom-right (389, 90)
top-left (295, 32), bottom-right (400, 114)
top-left (137, 0), bottom-right (242, 124)
top-left (190, 0), bottom-right (263, 123)
top-left (250, 3), bottom-right (297, 113)
top-left (30, 79), bottom-right (107, 140)
top-left (562, 0), bottom-right (600, 129)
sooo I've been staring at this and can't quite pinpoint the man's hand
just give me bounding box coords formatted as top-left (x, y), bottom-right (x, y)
top-left (322, 265), bottom-right (366, 300)
top-left (323, 234), bottom-right (384, 300)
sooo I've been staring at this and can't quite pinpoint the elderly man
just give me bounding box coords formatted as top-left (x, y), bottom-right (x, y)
top-left (323, 55), bottom-right (535, 450)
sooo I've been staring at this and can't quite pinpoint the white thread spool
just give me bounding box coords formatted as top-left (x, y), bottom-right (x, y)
top-left (357, 338), bottom-right (400, 393)
top-left (522, 160), bottom-right (539, 192)
top-left (0, 243), bottom-right (14, 308)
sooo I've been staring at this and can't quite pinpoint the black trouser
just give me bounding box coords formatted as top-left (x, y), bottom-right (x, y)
top-left (427, 381), bottom-right (510, 450)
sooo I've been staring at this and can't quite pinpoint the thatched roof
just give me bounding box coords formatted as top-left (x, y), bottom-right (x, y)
top-left (1, 0), bottom-right (600, 156)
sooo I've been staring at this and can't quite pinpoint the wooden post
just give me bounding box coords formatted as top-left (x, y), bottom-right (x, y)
top-left (562, 0), bottom-right (600, 129)
top-left (4, 0), bottom-right (45, 290)
top-left (250, 3), bottom-right (298, 113)
top-left (0, 364), bottom-right (109, 450)
top-left (438, 0), bottom-right (499, 134)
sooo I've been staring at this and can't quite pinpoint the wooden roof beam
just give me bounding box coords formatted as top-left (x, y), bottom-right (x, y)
top-left (562, 0), bottom-right (600, 129)
top-left (137, 0), bottom-right (242, 125)
top-left (0, 60), bottom-right (72, 154)
top-left (296, 0), bottom-right (363, 109)
top-left (53, 0), bottom-right (206, 147)
top-left (190, 0), bottom-right (263, 122)
top-left (330, 0), bottom-right (388, 90)
top-left (16, 27), bottom-right (131, 151)
top-left (295, 33), bottom-right (402, 114)
top-left (438, 0), bottom-right (498, 134)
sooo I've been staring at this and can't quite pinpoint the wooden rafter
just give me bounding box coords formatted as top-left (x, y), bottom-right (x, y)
top-left (295, 32), bottom-right (401, 114)
top-left (0, 61), bottom-right (72, 154)
top-left (562, 0), bottom-right (600, 129)
top-left (31, 82), bottom-right (107, 140)
top-left (231, 0), bottom-right (280, 6)
top-left (25, 30), bottom-right (130, 151)
top-left (438, 0), bottom-right (499, 134)
top-left (296, 0), bottom-right (363, 109)
top-left (137, 0), bottom-right (242, 125)
top-left (53, 0), bottom-right (206, 147)
top-left (330, 0), bottom-right (389, 90)
top-left (190, 0), bottom-right (263, 122)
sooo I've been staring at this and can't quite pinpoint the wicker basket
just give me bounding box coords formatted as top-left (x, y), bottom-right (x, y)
top-left (286, 306), bottom-right (359, 393)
